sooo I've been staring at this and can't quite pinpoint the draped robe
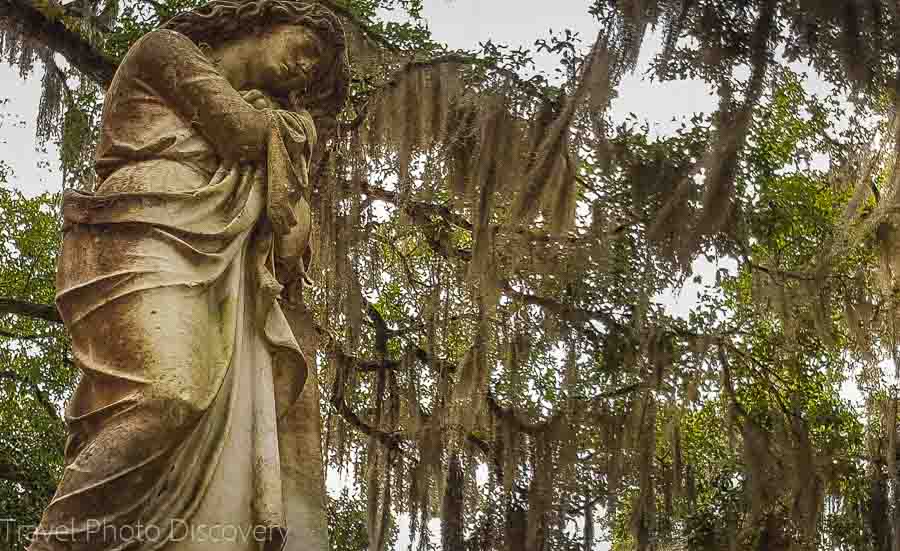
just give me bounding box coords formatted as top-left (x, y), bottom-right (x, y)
top-left (27, 29), bottom-right (320, 551)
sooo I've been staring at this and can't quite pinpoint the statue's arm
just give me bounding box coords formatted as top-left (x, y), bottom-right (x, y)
top-left (237, 90), bottom-right (314, 284)
top-left (129, 29), bottom-right (269, 162)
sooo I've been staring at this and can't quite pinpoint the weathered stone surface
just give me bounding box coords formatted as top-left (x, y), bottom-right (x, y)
top-left (279, 302), bottom-right (328, 551)
top-left (28, 3), bottom-right (349, 551)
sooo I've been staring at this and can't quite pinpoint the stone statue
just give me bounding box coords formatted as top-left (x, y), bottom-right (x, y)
top-left (27, 2), bottom-right (350, 551)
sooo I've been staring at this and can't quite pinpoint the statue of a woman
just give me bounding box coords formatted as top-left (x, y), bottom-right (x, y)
top-left (27, 3), bottom-right (349, 551)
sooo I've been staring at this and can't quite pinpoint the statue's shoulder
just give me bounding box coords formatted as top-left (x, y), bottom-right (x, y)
top-left (125, 28), bottom-right (199, 64)
top-left (108, 28), bottom-right (205, 91)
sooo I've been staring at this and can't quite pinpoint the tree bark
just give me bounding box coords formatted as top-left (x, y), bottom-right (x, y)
top-left (0, 458), bottom-right (22, 483)
top-left (441, 453), bottom-right (465, 551)
top-left (0, 297), bottom-right (61, 322)
top-left (583, 501), bottom-right (594, 551)
top-left (504, 506), bottom-right (526, 551)
top-left (0, 0), bottom-right (117, 87)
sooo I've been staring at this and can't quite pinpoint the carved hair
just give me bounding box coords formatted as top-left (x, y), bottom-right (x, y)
top-left (162, 0), bottom-right (350, 120)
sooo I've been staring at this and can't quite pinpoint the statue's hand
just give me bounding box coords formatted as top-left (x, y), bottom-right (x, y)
top-left (241, 89), bottom-right (280, 110)
top-left (274, 198), bottom-right (312, 286)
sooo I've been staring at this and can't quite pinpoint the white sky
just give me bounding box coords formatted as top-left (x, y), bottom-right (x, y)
top-left (0, 63), bottom-right (58, 195)
top-left (0, 0), bottom-right (848, 548)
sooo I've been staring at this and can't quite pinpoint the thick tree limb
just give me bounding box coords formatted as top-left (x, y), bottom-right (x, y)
top-left (487, 392), bottom-right (551, 436)
top-left (442, 453), bottom-right (465, 551)
top-left (359, 181), bottom-right (473, 231)
top-left (0, 456), bottom-right (57, 495)
top-left (341, 343), bottom-right (457, 376)
top-left (499, 280), bottom-right (620, 328)
top-left (0, 457), bottom-right (26, 484)
top-left (353, 179), bottom-right (605, 252)
top-left (0, 0), bottom-right (117, 86)
top-left (331, 393), bottom-right (403, 450)
top-left (367, 303), bottom-right (390, 357)
top-left (0, 329), bottom-right (42, 340)
top-left (355, 358), bottom-right (400, 372)
top-left (330, 352), bottom-right (404, 451)
top-left (0, 298), bottom-right (61, 323)
top-left (487, 381), bottom-right (641, 438)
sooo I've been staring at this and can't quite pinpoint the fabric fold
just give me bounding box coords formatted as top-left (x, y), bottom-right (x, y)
top-left (30, 108), bottom-right (315, 551)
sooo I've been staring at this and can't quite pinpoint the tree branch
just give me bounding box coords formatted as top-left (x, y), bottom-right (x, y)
top-left (367, 302), bottom-right (390, 357)
top-left (0, 0), bottom-right (117, 87)
top-left (499, 280), bottom-right (619, 328)
top-left (0, 457), bottom-right (26, 484)
top-left (0, 328), bottom-right (42, 340)
top-left (330, 352), bottom-right (404, 451)
top-left (359, 181), bottom-right (473, 231)
top-left (350, 355), bottom-right (400, 372)
top-left (0, 298), bottom-right (62, 323)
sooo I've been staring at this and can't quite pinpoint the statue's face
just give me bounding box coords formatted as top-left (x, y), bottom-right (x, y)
top-left (246, 24), bottom-right (325, 96)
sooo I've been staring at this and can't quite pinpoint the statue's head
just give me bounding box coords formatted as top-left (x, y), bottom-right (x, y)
top-left (163, 0), bottom-right (350, 121)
